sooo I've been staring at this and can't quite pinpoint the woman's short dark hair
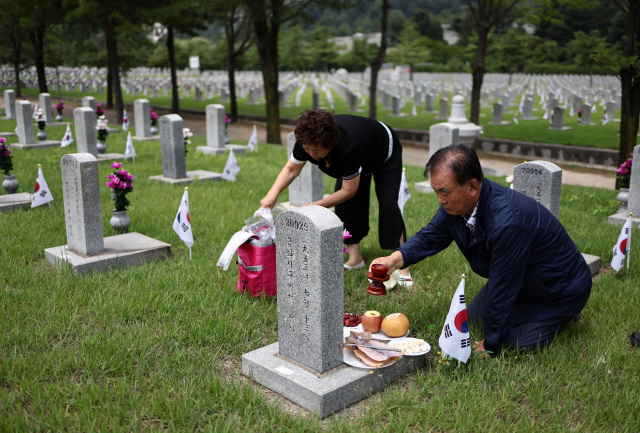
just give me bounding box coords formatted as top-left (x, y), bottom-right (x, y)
top-left (425, 145), bottom-right (484, 186)
top-left (294, 109), bottom-right (340, 150)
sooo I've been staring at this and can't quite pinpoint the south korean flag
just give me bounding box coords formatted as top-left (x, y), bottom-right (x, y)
top-left (31, 165), bottom-right (54, 208)
top-left (124, 132), bottom-right (136, 160)
top-left (173, 187), bottom-right (194, 260)
top-left (221, 148), bottom-right (240, 182)
top-left (612, 216), bottom-right (632, 272)
top-left (60, 124), bottom-right (73, 147)
top-left (122, 109), bottom-right (129, 132)
top-left (439, 275), bottom-right (471, 363)
top-left (247, 125), bottom-right (258, 152)
top-left (398, 168), bottom-right (411, 214)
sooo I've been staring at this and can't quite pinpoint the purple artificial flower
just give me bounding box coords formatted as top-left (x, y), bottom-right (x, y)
top-left (0, 137), bottom-right (6, 144)
top-left (112, 176), bottom-right (120, 185)
top-left (105, 181), bottom-right (116, 188)
top-left (343, 230), bottom-right (352, 240)
top-left (118, 170), bottom-right (128, 176)
top-left (116, 182), bottom-right (126, 189)
top-left (111, 162), bottom-right (122, 169)
top-left (224, 114), bottom-right (231, 124)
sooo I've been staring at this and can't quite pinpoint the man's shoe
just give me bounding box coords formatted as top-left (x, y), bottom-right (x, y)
top-left (631, 332), bottom-right (640, 348)
top-left (344, 260), bottom-right (365, 271)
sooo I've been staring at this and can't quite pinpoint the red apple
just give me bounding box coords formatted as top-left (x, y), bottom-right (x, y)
top-left (362, 310), bottom-right (383, 333)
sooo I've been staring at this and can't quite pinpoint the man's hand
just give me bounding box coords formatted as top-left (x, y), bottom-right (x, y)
top-left (473, 339), bottom-right (490, 359)
top-left (369, 251), bottom-right (405, 276)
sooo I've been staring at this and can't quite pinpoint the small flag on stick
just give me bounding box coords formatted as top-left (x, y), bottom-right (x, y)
top-left (31, 164), bottom-right (54, 208)
top-left (173, 187), bottom-right (194, 260)
top-left (398, 167), bottom-right (411, 215)
top-left (124, 131), bottom-right (136, 161)
top-left (439, 275), bottom-right (471, 364)
top-left (221, 148), bottom-right (240, 181)
top-left (247, 125), bottom-right (258, 152)
top-left (61, 123), bottom-right (73, 147)
top-left (612, 214), bottom-right (632, 272)
top-left (122, 109), bottom-right (129, 132)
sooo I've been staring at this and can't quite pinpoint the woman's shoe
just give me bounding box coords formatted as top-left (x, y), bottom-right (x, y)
top-left (398, 272), bottom-right (413, 288)
top-left (344, 260), bottom-right (365, 271)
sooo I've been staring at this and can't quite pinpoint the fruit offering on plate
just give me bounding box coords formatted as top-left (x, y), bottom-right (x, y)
top-left (343, 313), bottom-right (362, 327)
top-left (381, 313), bottom-right (410, 337)
top-left (362, 310), bottom-right (383, 333)
top-left (395, 339), bottom-right (429, 354)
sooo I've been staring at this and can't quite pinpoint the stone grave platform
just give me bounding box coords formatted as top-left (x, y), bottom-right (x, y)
top-left (47, 122), bottom-right (73, 127)
top-left (488, 120), bottom-right (511, 125)
top-left (388, 113), bottom-right (409, 117)
top-left (608, 213), bottom-right (640, 226)
top-left (132, 135), bottom-right (160, 142)
top-left (0, 193), bottom-right (32, 212)
top-left (243, 342), bottom-right (425, 419)
top-left (521, 117), bottom-right (539, 121)
top-left (548, 126), bottom-right (572, 131)
top-left (96, 153), bottom-right (126, 163)
top-left (44, 232), bottom-right (171, 275)
top-left (0, 132), bottom-right (16, 137)
top-left (13, 140), bottom-right (60, 150)
top-left (107, 128), bottom-right (121, 133)
top-left (197, 145), bottom-right (249, 155)
top-left (148, 169), bottom-right (222, 185)
top-left (581, 253), bottom-right (600, 276)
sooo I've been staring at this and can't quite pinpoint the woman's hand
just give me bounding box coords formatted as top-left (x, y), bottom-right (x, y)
top-left (259, 193), bottom-right (278, 209)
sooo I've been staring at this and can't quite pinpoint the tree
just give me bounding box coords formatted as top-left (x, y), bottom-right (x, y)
top-left (609, 0), bottom-right (640, 187)
top-left (279, 25), bottom-right (310, 71)
top-left (368, 0), bottom-right (389, 120)
top-left (340, 35), bottom-right (376, 72)
top-left (566, 30), bottom-right (608, 87)
top-left (215, 1), bottom-right (254, 122)
top-left (307, 26), bottom-right (338, 72)
top-left (412, 9), bottom-right (443, 41)
top-left (0, 0), bottom-right (30, 97)
top-left (244, 0), bottom-right (352, 144)
top-left (497, 27), bottom-right (531, 82)
top-left (153, 0), bottom-right (210, 114)
top-left (387, 9), bottom-right (405, 44)
top-left (386, 21), bottom-right (429, 81)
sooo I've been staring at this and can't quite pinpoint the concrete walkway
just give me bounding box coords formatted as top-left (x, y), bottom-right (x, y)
top-left (4, 97), bottom-right (616, 190)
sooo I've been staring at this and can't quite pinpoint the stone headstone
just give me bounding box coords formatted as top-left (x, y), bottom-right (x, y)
top-left (39, 93), bottom-right (53, 123)
top-left (82, 96), bottom-right (96, 111)
top-left (549, 106), bottom-right (571, 131)
top-left (424, 93), bottom-right (434, 112)
top-left (15, 100), bottom-right (35, 144)
top-left (572, 95), bottom-right (582, 115)
top-left (286, 132), bottom-right (324, 206)
top-left (490, 102), bottom-right (508, 124)
top-left (522, 98), bottom-right (537, 120)
top-left (134, 99), bottom-right (151, 137)
top-left (580, 104), bottom-right (593, 125)
top-left (275, 206), bottom-right (344, 373)
top-left (549, 98), bottom-right (559, 111)
top-left (391, 96), bottom-right (400, 115)
top-left (278, 90), bottom-right (287, 108)
top-left (73, 107), bottom-right (98, 157)
top-left (513, 160), bottom-right (562, 219)
top-left (206, 104), bottom-right (226, 149)
top-left (312, 89), bottom-right (320, 108)
top-left (436, 97), bottom-right (448, 120)
top-left (4, 89), bottom-right (16, 119)
top-left (60, 153), bottom-right (104, 256)
top-left (160, 114), bottom-right (187, 179)
top-left (626, 144), bottom-right (640, 218)
top-left (606, 101), bottom-right (616, 121)
top-left (429, 123), bottom-right (460, 160)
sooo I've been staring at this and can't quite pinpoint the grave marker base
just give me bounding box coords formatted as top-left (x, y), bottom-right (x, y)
top-left (97, 153), bottom-right (126, 163)
top-left (435, 116), bottom-right (448, 120)
top-left (107, 128), bottom-right (121, 134)
top-left (132, 135), bottom-right (160, 142)
top-left (0, 132), bottom-right (16, 137)
top-left (196, 145), bottom-right (249, 155)
top-left (242, 342), bottom-right (425, 419)
top-left (581, 253), bottom-right (600, 276)
top-left (548, 127), bottom-right (572, 131)
top-left (44, 232), bottom-right (171, 275)
top-left (520, 117), bottom-right (540, 121)
top-left (148, 170), bottom-right (222, 185)
top-left (415, 166), bottom-right (506, 194)
top-left (0, 192), bottom-right (32, 212)
top-left (46, 122), bottom-right (73, 127)
top-left (13, 140), bottom-right (60, 150)
top-left (388, 113), bottom-right (409, 117)
top-left (608, 212), bottom-right (640, 227)
top-left (488, 121), bottom-right (512, 125)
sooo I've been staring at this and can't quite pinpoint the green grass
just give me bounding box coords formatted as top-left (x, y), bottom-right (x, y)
top-left (1, 133), bottom-right (640, 431)
top-left (4, 86), bottom-right (632, 150)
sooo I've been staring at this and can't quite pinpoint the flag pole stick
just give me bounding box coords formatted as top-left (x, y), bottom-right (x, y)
top-left (48, 202), bottom-right (51, 209)
top-left (628, 212), bottom-right (633, 270)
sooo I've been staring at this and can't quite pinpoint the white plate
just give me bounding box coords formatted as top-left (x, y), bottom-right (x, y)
top-left (343, 323), bottom-right (410, 341)
top-left (343, 347), bottom-right (398, 369)
top-left (389, 338), bottom-right (431, 356)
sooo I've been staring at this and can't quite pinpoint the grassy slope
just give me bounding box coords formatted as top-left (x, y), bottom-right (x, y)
top-left (1, 132), bottom-right (639, 431)
top-left (3, 86), bottom-right (630, 150)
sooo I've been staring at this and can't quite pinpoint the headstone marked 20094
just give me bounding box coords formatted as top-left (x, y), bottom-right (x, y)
top-left (513, 160), bottom-right (562, 220)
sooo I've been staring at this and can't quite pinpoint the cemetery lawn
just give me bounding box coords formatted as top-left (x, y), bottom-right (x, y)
top-left (2, 128), bottom-right (640, 431)
top-left (6, 87), bottom-right (630, 151)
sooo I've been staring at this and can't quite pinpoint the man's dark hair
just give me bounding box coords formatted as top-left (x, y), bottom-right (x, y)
top-left (425, 145), bottom-right (484, 186)
top-left (294, 108), bottom-right (340, 149)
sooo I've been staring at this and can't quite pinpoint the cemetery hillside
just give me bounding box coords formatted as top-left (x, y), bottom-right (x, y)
top-left (1, 0), bottom-right (640, 430)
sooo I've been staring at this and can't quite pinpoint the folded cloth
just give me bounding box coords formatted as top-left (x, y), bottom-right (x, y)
top-left (217, 230), bottom-right (254, 271)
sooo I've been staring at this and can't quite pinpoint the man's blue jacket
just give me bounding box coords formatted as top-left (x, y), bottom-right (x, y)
top-left (397, 179), bottom-right (592, 353)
